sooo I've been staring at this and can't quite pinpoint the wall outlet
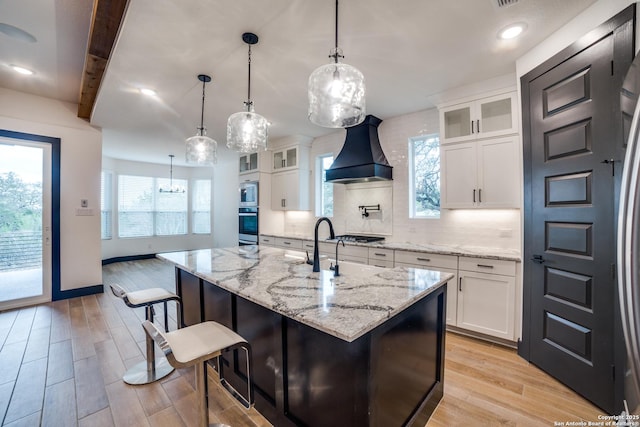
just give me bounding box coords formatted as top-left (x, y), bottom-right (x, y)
top-left (81, 199), bottom-right (88, 208)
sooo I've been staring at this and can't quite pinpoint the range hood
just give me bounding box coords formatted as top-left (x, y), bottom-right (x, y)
top-left (325, 115), bottom-right (393, 184)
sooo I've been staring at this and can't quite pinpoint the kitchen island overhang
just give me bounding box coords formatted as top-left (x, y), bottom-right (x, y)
top-left (158, 246), bottom-right (452, 427)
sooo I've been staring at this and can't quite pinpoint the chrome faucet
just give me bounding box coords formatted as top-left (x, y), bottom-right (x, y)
top-left (312, 217), bottom-right (335, 272)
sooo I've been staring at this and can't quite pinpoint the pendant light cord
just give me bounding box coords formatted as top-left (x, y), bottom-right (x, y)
top-left (330, 0), bottom-right (344, 63)
top-left (199, 79), bottom-right (206, 135)
top-left (246, 43), bottom-right (253, 111)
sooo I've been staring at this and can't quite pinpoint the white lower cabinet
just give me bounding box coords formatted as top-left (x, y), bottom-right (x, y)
top-left (395, 250), bottom-right (458, 326)
top-left (456, 257), bottom-right (516, 341)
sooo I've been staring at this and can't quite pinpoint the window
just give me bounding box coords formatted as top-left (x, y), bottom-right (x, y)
top-left (409, 135), bottom-right (440, 218)
top-left (118, 175), bottom-right (188, 238)
top-left (316, 154), bottom-right (334, 217)
top-left (101, 171), bottom-right (112, 239)
top-left (192, 179), bottom-right (211, 234)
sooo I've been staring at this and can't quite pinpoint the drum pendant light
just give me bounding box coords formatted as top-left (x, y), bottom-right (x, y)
top-left (185, 74), bottom-right (217, 165)
top-left (227, 32), bottom-right (269, 153)
top-left (308, 0), bottom-right (365, 128)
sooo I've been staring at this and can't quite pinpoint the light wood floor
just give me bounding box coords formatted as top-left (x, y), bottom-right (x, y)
top-left (0, 258), bottom-right (603, 426)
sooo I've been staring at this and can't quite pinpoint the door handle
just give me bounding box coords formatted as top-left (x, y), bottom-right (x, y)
top-left (477, 119), bottom-right (480, 133)
top-left (459, 277), bottom-right (462, 292)
top-left (531, 255), bottom-right (545, 264)
top-left (471, 120), bottom-right (474, 134)
top-left (478, 188), bottom-right (482, 203)
top-left (473, 189), bottom-right (476, 203)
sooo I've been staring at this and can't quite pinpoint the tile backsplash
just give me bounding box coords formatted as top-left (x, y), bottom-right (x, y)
top-left (344, 182), bottom-right (393, 235)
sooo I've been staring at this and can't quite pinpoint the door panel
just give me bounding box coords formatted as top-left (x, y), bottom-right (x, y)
top-left (522, 9), bottom-right (634, 412)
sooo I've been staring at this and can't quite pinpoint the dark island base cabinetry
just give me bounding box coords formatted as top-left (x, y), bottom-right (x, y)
top-left (175, 267), bottom-right (446, 427)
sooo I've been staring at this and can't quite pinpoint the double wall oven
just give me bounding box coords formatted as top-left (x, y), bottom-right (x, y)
top-left (239, 181), bottom-right (258, 246)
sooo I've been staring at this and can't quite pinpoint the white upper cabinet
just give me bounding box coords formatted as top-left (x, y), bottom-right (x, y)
top-left (273, 147), bottom-right (298, 171)
top-left (239, 152), bottom-right (259, 174)
top-left (439, 91), bottom-right (518, 144)
top-left (441, 136), bottom-right (520, 209)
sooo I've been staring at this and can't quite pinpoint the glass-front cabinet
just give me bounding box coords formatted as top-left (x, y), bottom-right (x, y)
top-left (239, 152), bottom-right (258, 174)
top-left (440, 91), bottom-right (517, 144)
top-left (273, 147), bottom-right (297, 170)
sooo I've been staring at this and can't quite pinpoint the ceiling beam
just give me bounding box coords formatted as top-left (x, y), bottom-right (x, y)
top-left (77, 0), bottom-right (128, 120)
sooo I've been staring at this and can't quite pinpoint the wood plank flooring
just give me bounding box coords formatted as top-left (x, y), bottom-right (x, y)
top-left (0, 258), bottom-right (604, 426)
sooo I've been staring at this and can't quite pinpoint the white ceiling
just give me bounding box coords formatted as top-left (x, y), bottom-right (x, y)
top-left (0, 0), bottom-right (596, 166)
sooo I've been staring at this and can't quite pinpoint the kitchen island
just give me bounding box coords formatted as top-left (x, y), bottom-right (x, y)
top-left (158, 246), bottom-right (452, 427)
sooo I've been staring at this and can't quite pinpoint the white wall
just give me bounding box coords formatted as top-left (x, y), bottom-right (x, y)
top-left (0, 88), bottom-right (102, 291)
top-left (270, 108), bottom-right (522, 251)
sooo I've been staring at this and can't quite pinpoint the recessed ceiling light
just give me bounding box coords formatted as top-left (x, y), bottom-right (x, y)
top-left (139, 88), bottom-right (157, 96)
top-left (498, 23), bottom-right (527, 40)
top-left (10, 65), bottom-right (34, 75)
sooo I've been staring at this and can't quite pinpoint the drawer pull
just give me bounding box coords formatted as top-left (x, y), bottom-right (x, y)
top-left (416, 257), bottom-right (431, 262)
top-left (263, 239), bottom-right (270, 242)
top-left (283, 242), bottom-right (291, 245)
top-left (477, 264), bottom-right (494, 269)
top-left (374, 264), bottom-right (386, 268)
top-left (374, 253), bottom-right (387, 257)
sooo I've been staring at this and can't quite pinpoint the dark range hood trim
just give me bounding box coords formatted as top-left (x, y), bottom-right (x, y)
top-left (326, 114), bottom-right (393, 184)
top-left (325, 163), bottom-right (392, 183)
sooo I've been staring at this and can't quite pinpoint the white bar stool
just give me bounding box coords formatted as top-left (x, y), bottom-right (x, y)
top-left (110, 283), bottom-right (181, 385)
top-left (143, 320), bottom-right (254, 427)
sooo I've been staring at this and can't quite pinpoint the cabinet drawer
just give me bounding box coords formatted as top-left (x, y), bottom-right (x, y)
top-left (275, 237), bottom-right (302, 250)
top-left (342, 245), bottom-right (369, 258)
top-left (458, 256), bottom-right (515, 276)
top-left (302, 240), bottom-right (315, 251)
top-left (339, 255), bottom-right (368, 265)
top-left (368, 248), bottom-right (394, 262)
top-left (394, 251), bottom-right (458, 270)
top-left (368, 259), bottom-right (394, 268)
top-left (317, 241), bottom-right (334, 255)
top-left (259, 235), bottom-right (276, 246)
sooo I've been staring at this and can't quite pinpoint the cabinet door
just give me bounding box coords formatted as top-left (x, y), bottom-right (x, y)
top-left (477, 137), bottom-right (520, 208)
top-left (477, 92), bottom-right (518, 139)
top-left (273, 147), bottom-right (298, 171)
top-left (456, 271), bottom-right (515, 340)
top-left (273, 150), bottom-right (285, 170)
top-left (271, 169), bottom-right (309, 211)
top-left (441, 142), bottom-right (477, 208)
top-left (438, 267), bottom-right (458, 326)
top-left (440, 102), bottom-right (473, 144)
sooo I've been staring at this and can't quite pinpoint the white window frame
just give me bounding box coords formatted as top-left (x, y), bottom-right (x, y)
top-left (409, 134), bottom-right (441, 219)
top-left (117, 174), bottom-right (189, 238)
top-left (315, 153), bottom-right (334, 217)
top-left (101, 170), bottom-right (113, 240)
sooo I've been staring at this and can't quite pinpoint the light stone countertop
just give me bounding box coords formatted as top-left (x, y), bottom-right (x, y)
top-left (260, 233), bottom-right (522, 262)
top-left (158, 246), bottom-right (452, 343)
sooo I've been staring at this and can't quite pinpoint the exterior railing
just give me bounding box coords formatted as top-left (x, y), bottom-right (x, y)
top-left (0, 231), bottom-right (42, 271)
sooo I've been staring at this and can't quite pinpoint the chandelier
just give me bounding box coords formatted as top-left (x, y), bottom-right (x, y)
top-left (308, 0), bottom-right (365, 128)
top-left (159, 155), bottom-right (185, 193)
top-left (185, 74), bottom-right (217, 165)
top-left (227, 32), bottom-right (269, 153)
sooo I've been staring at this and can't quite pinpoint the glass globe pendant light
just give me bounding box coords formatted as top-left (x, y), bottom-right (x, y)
top-left (185, 74), bottom-right (217, 165)
top-left (308, 0), bottom-right (365, 128)
top-left (227, 32), bottom-right (269, 153)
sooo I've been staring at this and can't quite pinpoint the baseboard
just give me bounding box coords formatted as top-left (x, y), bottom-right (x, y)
top-left (53, 284), bottom-right (104, 301)
top-left (101, 253), bottom-right (156, 265)
top-left (446, 326), bottom-right (518, 349)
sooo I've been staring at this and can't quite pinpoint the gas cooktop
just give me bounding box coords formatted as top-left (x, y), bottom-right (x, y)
top-left (334, 234), bottom-right (385, 243)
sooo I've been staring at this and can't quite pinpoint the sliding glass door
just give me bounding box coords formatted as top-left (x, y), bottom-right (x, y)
top-left (0, 138), bottom-right (51, 309)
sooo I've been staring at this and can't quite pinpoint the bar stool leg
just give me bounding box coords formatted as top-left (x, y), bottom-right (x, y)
top-left (122, 304), bottom-right (174, 385)
top-left (195, 361), bottom-right (208, 427)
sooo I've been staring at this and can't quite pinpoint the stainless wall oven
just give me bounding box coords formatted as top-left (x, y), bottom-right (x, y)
top-left (239, 207), bottom-right (258, 246)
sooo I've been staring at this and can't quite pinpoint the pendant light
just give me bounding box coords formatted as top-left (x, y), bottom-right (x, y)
top-left (186, 74), bottom-right (217, 165)
top-left (159, 155), bottom-right (185, 193)
top-left (227, 32), bottom-right (269, 153)
top-left (308, 0), bottom-right (365, 128)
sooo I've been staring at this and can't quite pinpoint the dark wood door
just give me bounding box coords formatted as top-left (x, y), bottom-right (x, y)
top-left (521, 7), bottom-right (633, 413)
